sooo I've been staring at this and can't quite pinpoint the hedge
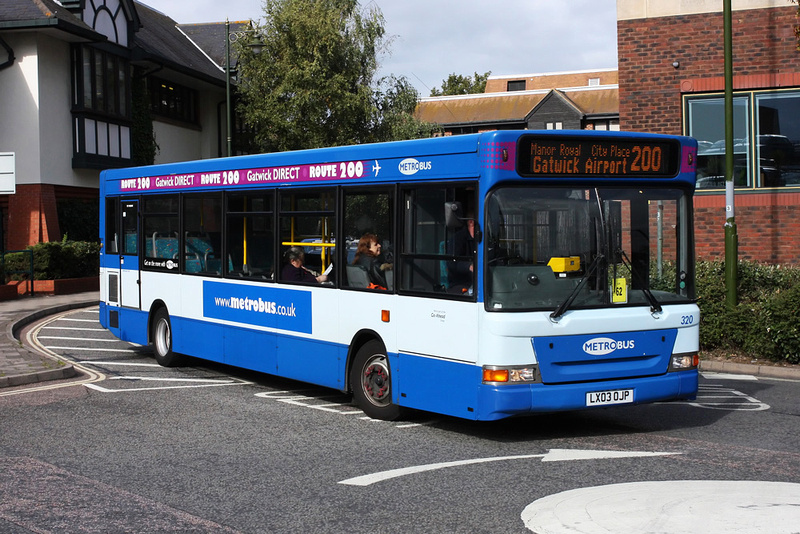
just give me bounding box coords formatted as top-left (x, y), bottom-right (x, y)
top-left (2, 240), bottom-right (100, 281)
top-left (696, 260), bottom-right (800, 364)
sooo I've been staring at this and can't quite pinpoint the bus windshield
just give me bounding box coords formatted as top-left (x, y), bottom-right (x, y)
top-left (485, 186), bottom-right (695, 312)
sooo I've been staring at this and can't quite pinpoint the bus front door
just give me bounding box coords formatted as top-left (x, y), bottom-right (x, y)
top-left (120, 200), bottom-right (141, 309)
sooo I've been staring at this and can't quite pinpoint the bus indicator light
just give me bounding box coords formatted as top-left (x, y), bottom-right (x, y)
top-left (381, 310), bottom-right (390, 322)
top-left (483, 369), bottom-right (509, 383)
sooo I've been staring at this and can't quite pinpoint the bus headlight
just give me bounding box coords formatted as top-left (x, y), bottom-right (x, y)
top-left (482, 365), bottom-right (541, 384)
top-left (669, 352), bottom-right (699, 371)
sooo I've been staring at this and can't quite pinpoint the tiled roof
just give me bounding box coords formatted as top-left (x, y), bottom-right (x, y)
top-left (562, 86), bottom-right (619, 116)
top-left (415, 85), bottom-right (619, 126)
top-left (0, 0), bottom-right (101, 40)
top-left (132, 2), bottom-right (225, 84)
top-left (415, 92), bottom-right (547, 125)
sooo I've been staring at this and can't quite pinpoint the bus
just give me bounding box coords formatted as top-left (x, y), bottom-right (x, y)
top-left (99, 130), bottom-right (700, 421)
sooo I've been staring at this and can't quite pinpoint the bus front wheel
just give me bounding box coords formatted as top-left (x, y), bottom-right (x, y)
top-left (151, 308), bottom-right (183, 367)
top-left (351, 340), bottom-right (403, 421)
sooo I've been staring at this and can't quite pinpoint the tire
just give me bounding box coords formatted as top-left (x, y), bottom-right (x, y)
top-left (350, 340), bottom-right (403, 421)
top-left (151, 308), bottom-right (183, 367)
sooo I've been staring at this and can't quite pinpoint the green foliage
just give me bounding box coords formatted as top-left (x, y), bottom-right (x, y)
top-left (236, 0), bottom-right (436, 152)
top-left (3, 241), bottom-right (100, 281)
top-left (696, 260), bottom-right (800, 364)
top-left (57, 198), bottom-right (99, 243)
top-left (430, 71), bottom-right (491, 96)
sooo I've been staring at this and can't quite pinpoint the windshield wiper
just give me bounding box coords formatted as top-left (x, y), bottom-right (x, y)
top-left (616, 249), bottom-right (662, 313)
top-left (550, 253), bottom-right (604, 320)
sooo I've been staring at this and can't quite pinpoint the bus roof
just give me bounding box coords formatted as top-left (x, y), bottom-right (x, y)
top-left (101, 130), bottom-right (697, 195)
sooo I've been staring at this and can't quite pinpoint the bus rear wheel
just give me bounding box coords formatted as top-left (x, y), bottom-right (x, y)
top-left (151, 308), bottom-right (183, 367)
top-left (351, 340), bottom-right (403, 421)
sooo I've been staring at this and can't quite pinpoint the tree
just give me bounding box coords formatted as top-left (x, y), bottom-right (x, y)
top-left (236, 0), bottom-right (436, 152)
top-left (430, 71), bottom-right (491, 97)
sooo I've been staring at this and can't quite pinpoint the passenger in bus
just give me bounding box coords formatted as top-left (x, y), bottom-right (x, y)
top-left (281, 247), bottom-right (328, 284)
top-left (448, 213), bottom-right (477, 293)
top-left (352, 233), bottom-right (392, 289)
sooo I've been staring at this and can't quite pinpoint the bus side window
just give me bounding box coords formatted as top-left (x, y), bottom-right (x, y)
top-left (105, 198), bottom-right (119, 254)
top-left (278, 188), bottom-right (335, 286)
top-left (225, 191), bottom-right (275, 280)
top-left (183, 193), bottom-right (222, 276)
top-left (399, 185), bottom-right (477, 297)
top-left (142, 195), bottom-right (179, 271)
top-left (342, 188), bottom-right (394, 290)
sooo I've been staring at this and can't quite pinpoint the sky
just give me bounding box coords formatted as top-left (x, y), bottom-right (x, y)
top-left (138, 0), bottom-right (619, 96)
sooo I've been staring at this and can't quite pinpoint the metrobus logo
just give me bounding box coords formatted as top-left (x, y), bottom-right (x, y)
top-left (583, 337), bottom-right (635, 356)
top-left (398, 158), bottom-right (432, 176)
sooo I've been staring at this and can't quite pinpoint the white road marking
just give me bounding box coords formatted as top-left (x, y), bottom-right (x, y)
top-left (54, 318), bottom-right (97, 322)
top-left (41, 326), bottom-right (106, 331)
top-left (38, 336), bottom-right (118, 342)
top-left (109, 376), bottom-right (238, 383)
top-left (339, 449), bottom-right (678, 486)
top-left (85, 376), bottom-right (251, 393)
top-left (78, 361), bottom-right (161, 367)
top-left (43, 346), bottom-right (136, 353)
top-left (686, 384), bottom-right (770, 411)
top-left (521, 480), bottom-right (800, 534)
top-left (701, 372), bottom-right (758, 381)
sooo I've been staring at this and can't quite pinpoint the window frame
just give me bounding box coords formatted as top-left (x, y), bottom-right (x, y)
top-left (71, 44), bottom-right (132, 169)
top-left (684, 88), bottom-right (800, 190)
top-left (398, 182), bottom-right (478, 300)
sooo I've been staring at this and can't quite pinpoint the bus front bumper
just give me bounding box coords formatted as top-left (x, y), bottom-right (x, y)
top-left (475, 370), bottom-right (698, 421)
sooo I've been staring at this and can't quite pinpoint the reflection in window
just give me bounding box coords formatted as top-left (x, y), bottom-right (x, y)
top-left (687, 96), bottom-right (750, 189)
top-left (687, 90), bottom-right (800, 189)
top-left (400, 185), bottom-right (476, 297)
top-left (756, 92), bottom-right (800, 187)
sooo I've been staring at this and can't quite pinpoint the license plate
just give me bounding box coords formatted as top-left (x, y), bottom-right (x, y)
top-left (586, 388), bottom-right (634, 406)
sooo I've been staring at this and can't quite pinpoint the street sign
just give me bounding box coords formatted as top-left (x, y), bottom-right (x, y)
top-left (0, 152), bottom-right (14, 194)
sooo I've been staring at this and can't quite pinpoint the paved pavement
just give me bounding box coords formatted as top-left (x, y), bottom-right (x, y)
top-left (0, 291), bottom-right (99, 388)
top-left (0, 290), bottom-right (798, 389)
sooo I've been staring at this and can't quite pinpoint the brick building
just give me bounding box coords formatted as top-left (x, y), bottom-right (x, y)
top-left (618, 0), bottom-right (800, 264)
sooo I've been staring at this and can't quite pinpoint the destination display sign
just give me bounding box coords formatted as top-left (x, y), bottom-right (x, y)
top-left (517, 136), bottom-right (680, 178)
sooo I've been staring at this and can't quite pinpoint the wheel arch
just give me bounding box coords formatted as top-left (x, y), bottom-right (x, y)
top-left (147, 299), bottom-right (168, 345)
top-left (345, 329), bottom-right (386, 394)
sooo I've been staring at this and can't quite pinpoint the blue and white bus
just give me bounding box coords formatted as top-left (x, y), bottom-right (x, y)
top-left (99, 130), bottom-right (700, 421)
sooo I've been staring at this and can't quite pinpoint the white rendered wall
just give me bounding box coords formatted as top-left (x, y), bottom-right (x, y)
top-left (618, 0), bottom-right (790, 20)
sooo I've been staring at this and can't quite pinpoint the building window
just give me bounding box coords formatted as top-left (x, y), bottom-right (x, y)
top-left (685, 91), bottom-right (800, 189)
top-left (149, 77), bottom-right (198, 125)
top-left (546, 122), bottom-right (563, 130)
top-left (755, 92), bottom-right (800, 187)
top-left (507, 80), bottom-right (526, 92)
top-left (71, 45), bottom-right (131, 169)
top-left (588, 77), bottom-right (601, 86)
